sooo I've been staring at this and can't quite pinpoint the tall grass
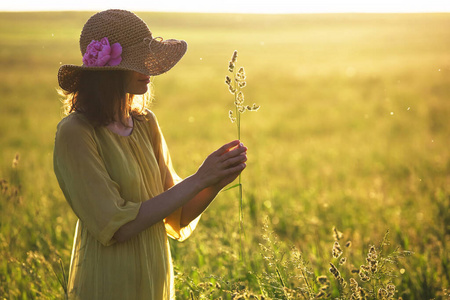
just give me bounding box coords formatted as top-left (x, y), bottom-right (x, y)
top-left (0, 11), bottom-right (449, 299)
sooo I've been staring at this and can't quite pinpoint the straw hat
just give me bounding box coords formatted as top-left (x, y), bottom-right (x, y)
top-left (58, 9), bottom-right (187, 92)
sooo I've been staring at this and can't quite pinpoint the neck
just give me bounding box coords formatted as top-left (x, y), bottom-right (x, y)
top-left (107, 114), bottom-right (134, 136)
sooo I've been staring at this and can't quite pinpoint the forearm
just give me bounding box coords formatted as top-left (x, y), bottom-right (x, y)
top-left (113, 175), bottom-right (203, 242)
top-left (113, 140), bottom-right (246, 243)
top-left (180, 185), bottom-right (222, 226)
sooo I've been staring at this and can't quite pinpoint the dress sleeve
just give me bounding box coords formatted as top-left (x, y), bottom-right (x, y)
top-left (53, 115), bottom-right (141, 246)
top-left (147, 110), bottom-right (200, 242)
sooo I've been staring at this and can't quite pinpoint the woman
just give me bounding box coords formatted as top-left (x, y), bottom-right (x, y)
top-left (54, 9), bottom-right (247, 299)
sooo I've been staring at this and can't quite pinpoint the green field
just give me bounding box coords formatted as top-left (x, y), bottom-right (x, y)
top-left (0, 11), bottom-right (449, 299)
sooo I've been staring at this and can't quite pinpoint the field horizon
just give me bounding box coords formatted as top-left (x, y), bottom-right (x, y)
top-left (0, 11), bottom-right (449, 299)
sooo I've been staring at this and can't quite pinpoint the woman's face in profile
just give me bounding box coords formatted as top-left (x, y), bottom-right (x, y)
top-left (125, 71), bottom-right (151, 95)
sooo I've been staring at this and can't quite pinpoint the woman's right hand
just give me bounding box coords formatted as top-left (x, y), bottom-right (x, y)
top-left (194, 140), bottom-right (247, 190)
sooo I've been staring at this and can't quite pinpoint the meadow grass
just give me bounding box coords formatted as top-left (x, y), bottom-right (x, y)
top-left (0, 11), bottom-right (449, 299)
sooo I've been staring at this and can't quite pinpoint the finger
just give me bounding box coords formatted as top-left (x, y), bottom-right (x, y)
top-left (216, 140), bottom-right (241, 155)
top-left (224, 162), bottom-right (246, 176)
top-left (221, 144), bottom-right (247, 161)
top-left (223, 152), bottom-right (247, 168)
top-left (221, 161), bottom-right (247, 181)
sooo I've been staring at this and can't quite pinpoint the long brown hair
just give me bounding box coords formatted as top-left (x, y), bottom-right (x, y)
top-left (60, 70), bottom-right (150, 127)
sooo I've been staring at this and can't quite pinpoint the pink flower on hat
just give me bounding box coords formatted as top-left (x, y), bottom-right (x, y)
top-left (82, 37), bottom-right (122, 67)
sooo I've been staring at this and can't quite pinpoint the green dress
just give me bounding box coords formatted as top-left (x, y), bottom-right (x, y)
top-left (53, 110), bottom-right (199, 299)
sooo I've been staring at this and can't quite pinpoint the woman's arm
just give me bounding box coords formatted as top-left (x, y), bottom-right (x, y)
top-left (179, 186), bottom-right (219, 227)
top-left (113, 140), bottom-right (247, 242)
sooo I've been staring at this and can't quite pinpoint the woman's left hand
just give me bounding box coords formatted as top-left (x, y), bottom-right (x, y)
top-left (213, 142), bottom-right (248, 191)
top-left (179, 141), bottom-right (247, 227)
top-left (194, 140), bottom-right (247, 190)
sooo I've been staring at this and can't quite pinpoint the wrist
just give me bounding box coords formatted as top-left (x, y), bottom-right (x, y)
top-left (209, 183), bottom-right (223, 195)
top-left (189, 172), bottom-right (208, 193)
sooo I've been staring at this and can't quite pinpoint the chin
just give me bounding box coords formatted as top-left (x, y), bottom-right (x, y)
top-left (132, 87), bottom-right (149, 95)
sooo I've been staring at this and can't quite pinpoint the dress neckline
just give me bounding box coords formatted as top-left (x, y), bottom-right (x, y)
top-left (105, 117), bottom-right (135, 137)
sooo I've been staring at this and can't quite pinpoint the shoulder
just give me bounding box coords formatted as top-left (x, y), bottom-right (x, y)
top-left (55, 113), bottom-right (95, 143)
top-left (138, 108), bottom-right (159, 129)
top-left (136, 109), bottom-right (164, 143)
top-left (143, 108), bottom-right (157, 122)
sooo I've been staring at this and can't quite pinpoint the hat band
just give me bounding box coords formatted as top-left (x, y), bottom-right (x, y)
top-left (143, 36), bottom-right (163, 53)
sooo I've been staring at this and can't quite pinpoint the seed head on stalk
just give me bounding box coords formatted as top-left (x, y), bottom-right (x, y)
top-left (225, 50), bottom-right (260, 127)
top-left (224, 50), bottom-right (260, 259)
top-left (228, 50), bottom-right (237, 72)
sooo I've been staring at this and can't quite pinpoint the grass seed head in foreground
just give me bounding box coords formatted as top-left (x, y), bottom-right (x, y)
top-left (327, 228), bottom-right (412, 299)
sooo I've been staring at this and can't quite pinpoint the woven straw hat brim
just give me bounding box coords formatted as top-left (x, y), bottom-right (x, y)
top-left (58, 39), bottom-right (187, 93)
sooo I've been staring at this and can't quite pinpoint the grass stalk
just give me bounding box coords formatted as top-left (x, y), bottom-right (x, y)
top-left (224, 50), bottom-right (259, 259)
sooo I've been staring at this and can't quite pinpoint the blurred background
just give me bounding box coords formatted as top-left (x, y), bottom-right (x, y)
top-left (0, 2), bottom-right (449, 299)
